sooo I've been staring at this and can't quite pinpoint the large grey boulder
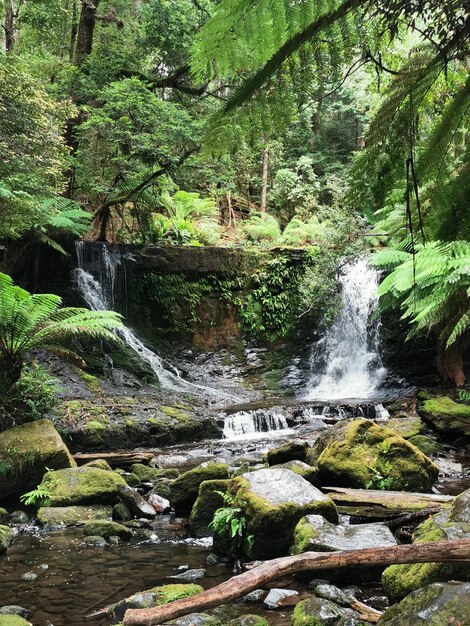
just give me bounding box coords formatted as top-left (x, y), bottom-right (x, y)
top-left (294, 514), bottom-right (397, 553)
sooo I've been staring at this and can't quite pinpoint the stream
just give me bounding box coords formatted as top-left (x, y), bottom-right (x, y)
top-left (1, 249), bottom-right (469, 625)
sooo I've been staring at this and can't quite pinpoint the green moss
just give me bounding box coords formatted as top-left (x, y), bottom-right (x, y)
top-left (418, 396), bottom-right (470, 437)
top-left (40, 467), bottom-right (126, 506)
top-left (292, 597), bottom-right (360, 626)
top-left (37, 505), bottom-right (112, 525)
top-left (227, 616), bottom-right (269, 626)
top-left (171, 463), bottom-right (230, 514)
top-left (131, 464), bottom-right (179, 482)
top-left (420, 396), bottom-right (470, 418)
top-left (0, 617), bottom-right (32, 626)
top-left (293, 516), bottom-right (316, 555)
top-left (83, 520), bottom-right (132, 540)
top-left (407, 435), bottom-right (439, 457)
top-left (0, 525), bottom-right (13, 553)
top-left (382, 518), bottom-right (470, 600)
top-left (189, 479), bottom-right (230, 537)
top-left (160, 406), bottom-right (192, 420)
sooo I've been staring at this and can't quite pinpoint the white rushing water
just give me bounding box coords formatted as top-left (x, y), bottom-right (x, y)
top-left (306, 257), bottom-right (387, 401)
top-left (73, 242), bottom-right (229, 396)
top-left (223, 409), bottom-right (292, 440)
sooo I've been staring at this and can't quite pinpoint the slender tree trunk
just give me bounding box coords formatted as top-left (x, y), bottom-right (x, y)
top-left (4, 0), bottom-right (16, 53)
top-left (114, 540), bottom-right (470, 625)
top-left (260, 147), bottom-right (269, 212)
top-left (69, 0), bottom-right (79, 62)
top-left (75, 0), bottom-right (100, 66)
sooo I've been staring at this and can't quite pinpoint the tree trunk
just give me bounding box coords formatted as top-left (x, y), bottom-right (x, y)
top-left (4, 0), bottom-right (16, 53)
top-left (0, 354), bottom-right (23, 393)
top-left (260, 147), bottom-right (269, 212)
top-left (69, 0), bottom-right (79, 61)
top-left (118, 540), bottom-right (470, 625)
top-left (75, 0), bottom-right (100, 65)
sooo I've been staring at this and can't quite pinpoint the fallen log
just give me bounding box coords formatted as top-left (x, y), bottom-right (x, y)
top-left (121, 539), bottom-right (470, 625)
top-left (73, 451), bottom-right (154, 467)
top-left (323, 487), bottom-right (453, 518)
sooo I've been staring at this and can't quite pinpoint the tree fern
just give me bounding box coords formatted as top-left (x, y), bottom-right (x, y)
top-left (0, 273), bottom-right (123, 392)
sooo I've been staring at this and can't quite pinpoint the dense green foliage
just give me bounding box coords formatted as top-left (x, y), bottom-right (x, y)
top-left (0, 272), bottom-right (123, 392)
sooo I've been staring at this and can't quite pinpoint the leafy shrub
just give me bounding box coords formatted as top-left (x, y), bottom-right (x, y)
top-left (242, 212), bottom-right (281, 243)
top-left (0, 364), bottom-right (59, 431)
top-left (279, 216), bottom-right (329, 246)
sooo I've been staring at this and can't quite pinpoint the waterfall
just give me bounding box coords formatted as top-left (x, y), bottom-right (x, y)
top-left (223, 409), bottom-right (291, 440)
top-left (306, 257), bottom-right (387, 401)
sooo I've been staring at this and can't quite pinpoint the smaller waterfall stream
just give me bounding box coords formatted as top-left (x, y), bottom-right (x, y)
top-left (223, 409), bottom-right (291, 440)
top-left (73, 242), bottom-right (231, 398)
top-left (306, 258), bottom-right (387, 400)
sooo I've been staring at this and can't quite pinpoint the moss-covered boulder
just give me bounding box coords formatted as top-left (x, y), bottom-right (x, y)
top-left (227, 616), bottom-right (269, 626)
top-left (83, 520), bottom-right (132, 540)
top-left (0, 419), bottom-right (76, 499)
top-left (418, 396), bottom-right (470, 438)
top-left (83, 459), bottom-right (113, 471)
top-left (311, 419), bottom-right (438, 492)
top-left (0, 617), bottom-right (32, 626)
top-left (109, 583), bottom-right (203, 623)
top-left (0, 526), bottom-right (13, 554)
top-left (387, 416), bottom-right (423, 439)
top-left (272, 460), bottom-right (318, 484)
top-left (382, 516), bottom-right (470, 600)
top-left (39, 467), bottom-right (126, 506)
top-left (131, 464), bottom-right (179, 482)
top-left (266, 440), bottom-right (309, 466)
top-left (170, 462), bottom-right (229, 514)
top-left (189, 479), bottom-right (230, 537)
top-left (450, 487), bottom-right (470, 522)
top-left (37, 505), bottom-right (112, 526)
top-left (292, 596), bottom-right (362, 625)
top-left (378, 581), bottom-right (470, 625)
top-left (293, 514), bottom-right (396, 554)
top-left (406, 435), bottom-right (439, 457)
top-left (224, 468), bottom-right (338, 560)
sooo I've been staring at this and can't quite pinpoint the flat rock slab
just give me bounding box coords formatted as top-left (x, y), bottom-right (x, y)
top-left (37, 505), bottom-right (113, 526)
top-left (264, 588), bottom-right (299, 609)
top-left (242, 468), bottom-right (330, 507)
top-left (294, 514), bottom-right (397, 553)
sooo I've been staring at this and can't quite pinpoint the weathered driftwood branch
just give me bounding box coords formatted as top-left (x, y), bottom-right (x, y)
top-left (122, 540), bottom-right (470, 625)
top-left (74, 451), bottom-right (154, 467)
top-left (323, 487), bottom-right (453, 518)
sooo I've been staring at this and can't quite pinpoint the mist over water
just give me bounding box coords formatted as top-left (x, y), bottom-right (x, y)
top-left (306, 257), bottom-right (387, 401)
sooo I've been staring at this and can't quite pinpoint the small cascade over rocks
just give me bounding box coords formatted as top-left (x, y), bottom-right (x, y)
top-left (73, 242), bottom-right (229, 399)
top-left (223, 409), bottom-right (291, 440)
top-left (306, 257), bottom-right (387, 401)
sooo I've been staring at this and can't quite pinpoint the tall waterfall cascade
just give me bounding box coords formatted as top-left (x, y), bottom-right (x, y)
top-left (306, 257), bottom-right (387, 401)
top-left (73, 242), bottom-right (223, 395)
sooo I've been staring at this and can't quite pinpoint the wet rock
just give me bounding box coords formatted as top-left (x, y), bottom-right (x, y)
top-left (8, 511), bottom-right (28, 525)
top-left (0, 616), bottom-right (32, 626)
top-left (20, 572), bottom-right (37, 581)
top-left (266, 440), bottom-right (309, 465)
top-left (341, 586), bottom-right (361, 600)
top-left (386, 416), bottom-right (423, 439)
top-left (83, 521), bottom-right (132, 540)
top-left (109, 583), bottom-right (204, 623)
top-left (406, 435), bottom-right (439, 457)
top-left (222, 468), bottom-right (338, 560)
top-left (171, 462), bottom-right (229, 515)
top-left (272, 460), bottom-right (318, 484)
top-left (0, 526), bottom-right (13, 554)
top-left (189, 479), bottom-right (230, 537)
top-left (122, 472), bottom-right (140, 487)
top-left (418, 396), bottom-right (470, 438)
top-left (83, 459), bottom-right (113, 471)
top-left (131, 464), bottom-right (179, 482)
top-left (311, 418), bottom-right (439, 492)
top-left (37, 505), bottom-right (113, 526)
top-left (378, 581), bottom-right (470, 625)
top-left (118, 485), bottom-right (156, 518)
top-left (294, 515), bottom-right (397, 554)
top-left (168, 614), bottom-right (221, 626)
top-left (172, 569), bottom-right (206, 581)
top-left (147, 493), bottom-right (171, 514)
top-left (292, 596), bottom-right (362, 625)
top-left (263, 588), bottom-right (299, 609)
top-left (308, 579), bottom-right (330, 589)
top-left (39, 467), bottom-right (126, 506)
top-left (449, 486), bottom-right (470, 522)
top-left (0, 508), bottom-right (7, 519)
top-left (314, 584), bottom-right (350, 607)
top-left (241, 589), bottom-right (266, 603)
top-left (228, 616), bottom-right (269, 626)
top-left (84, 535), bottom-right (108, 547)
top-left (148, 479), bottom-right (172, 501)
top-left (112, 503), bottom-right (132, 521)
top-left (206, 553), bottom-right (219, 566)
top-left (382, 516), bottom-right (470, 600)
top-left (0, 419), bottom-right (76, 499)
top-left (0, 608), bottom-right (29, 619)
top-left (108, 535), bottom-right (121, 544)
